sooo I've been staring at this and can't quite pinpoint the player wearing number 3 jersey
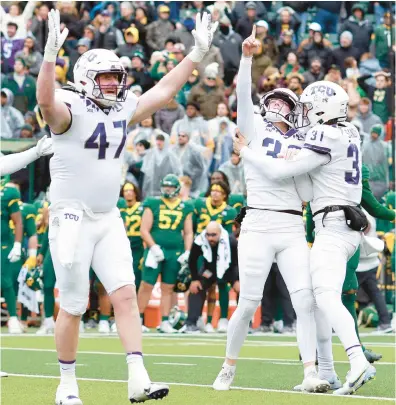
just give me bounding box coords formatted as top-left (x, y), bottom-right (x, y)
top-left (36, 8), bottom-right (217, 405)
top-left (238, 80), bottom-right (376, 395)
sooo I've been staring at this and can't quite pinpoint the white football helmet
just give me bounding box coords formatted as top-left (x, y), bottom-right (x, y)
top-left (293, 81), bottom-right (349, 129)
top-left (260, 88), bottom-right (299, 127)
top-left (72, 49), bottom-right (128, 107)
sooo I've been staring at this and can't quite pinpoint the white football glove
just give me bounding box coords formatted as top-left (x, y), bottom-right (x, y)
top-left (177, 251), bottom-right (190, 265)
top-left (8, 242), bottom-right (22, 263)
top-left (188, 12), bottom-right (218, 63)
top-left (44, 9), bottom-right (69, 62)
top-left (35, 136), bottom-right (53, 157)
top-left (150, 244), bottom-right (165, 262)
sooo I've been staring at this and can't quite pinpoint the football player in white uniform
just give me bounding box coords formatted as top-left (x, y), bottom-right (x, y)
top-left (36, 9), bottom-right (217, 405)
top-left (213, 26), bottom-right (330, 393)
top-left (235, 80), bottom-right (376, 395)
top-left (0, 136), bottom-right (53, 176)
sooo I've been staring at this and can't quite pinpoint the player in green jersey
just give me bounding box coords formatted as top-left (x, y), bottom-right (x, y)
top-left (306, 164), bottom-right (395, 364)
top-left (194, 181), bottom-right (237, 234)
top-left (138, 175), bottom-right (194, 333)
top-left (36, 227), bottom-right (56, 334)
top-left (33, 199), bottom-right (49, 247)
top-left (0, 180), bottom-right (23, 333)
top-left (9, 199), bottom-right (38, 329)
top-left (123, 183), bottom-right (144, 291)
top-left (202, 170), bottom-right (246, 214)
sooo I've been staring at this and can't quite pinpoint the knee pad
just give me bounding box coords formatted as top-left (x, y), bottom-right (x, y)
top-left (290, 289), bottom-right (315, 314)
top-left (60, 295), bottom-right (89, 316)
top-left (233, 297), bottom-right (260, 322)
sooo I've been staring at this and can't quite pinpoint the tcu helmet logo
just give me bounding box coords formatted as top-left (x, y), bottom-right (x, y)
top-left (64, 213), bottom-right (80, 221)
top-left (310, 85), bottom-right (336, 97)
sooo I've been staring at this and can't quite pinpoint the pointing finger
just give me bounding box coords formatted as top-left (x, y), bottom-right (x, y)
top-left (251, 24), bottom-right (256, 39)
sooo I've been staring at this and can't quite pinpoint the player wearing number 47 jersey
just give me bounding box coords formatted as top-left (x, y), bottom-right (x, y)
top-left (36, 8), bottom-right (217, 405)
top-left (237, 80), bottom-right (376, 395)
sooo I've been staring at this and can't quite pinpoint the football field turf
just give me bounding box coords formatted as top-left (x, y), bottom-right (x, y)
top-left (1, 330), bottom-right (395, 405)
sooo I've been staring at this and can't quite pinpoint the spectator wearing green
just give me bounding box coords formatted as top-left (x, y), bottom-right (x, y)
top-left (2, 58), bottom-right (36, 114)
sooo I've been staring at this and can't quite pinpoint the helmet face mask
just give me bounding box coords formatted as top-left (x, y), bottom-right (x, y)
top-left (260, 88), bottom-right (298, 127)
top-left (88, 69), bottom-right (128, 106)
top-left (73, 49), bottom-right (128, 107)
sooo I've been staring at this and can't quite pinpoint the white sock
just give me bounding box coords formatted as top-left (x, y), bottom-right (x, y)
top-left (347, 345), bottom-right (366, 371)
top-left (225, 297), bottom-right (260, 360)
top-left (59, 360), bottom-right (76, 382)
top-left (126, 352), bottom-right (150, 385)
top-left (314, 304), bottom-right (336, 380)
top-left (304, 364), bottom-right (317, 378)
top-left (223, 362), bottom-right (236, 371)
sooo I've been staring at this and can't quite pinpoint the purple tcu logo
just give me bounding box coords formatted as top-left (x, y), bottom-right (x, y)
top-left (64, 213), bottom-right (80, 221)
top-left (310, 85), bottom-right (336, 97)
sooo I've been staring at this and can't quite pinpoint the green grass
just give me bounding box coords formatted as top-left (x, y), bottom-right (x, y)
top-left (1, 330), bottom-right (395, 405)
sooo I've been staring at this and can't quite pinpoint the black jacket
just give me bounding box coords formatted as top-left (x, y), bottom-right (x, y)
top-left (331, 45), bottom-right (361, 76)
top-left (299, 42), bottom-right (333, 71)
top-left (188, 234), bottom-right (239, 283)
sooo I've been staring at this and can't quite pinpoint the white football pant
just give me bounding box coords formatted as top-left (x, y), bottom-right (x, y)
top-left (226, 210), bottom-right (316, 364)
top-left (49, 205), bottom-right (135, 316)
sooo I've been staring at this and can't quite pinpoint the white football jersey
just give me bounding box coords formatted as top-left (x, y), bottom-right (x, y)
top-left (244, 117), bottom-right (305, 212)
top-left (304, 122), bottom-right (362, 214)
top-left (49, 89), bottom-right (138, 212)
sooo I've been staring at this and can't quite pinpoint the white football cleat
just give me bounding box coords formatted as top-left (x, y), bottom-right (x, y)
top-left (79, 321), bottom-right (85, 334)
top-left (0, 371), bottom-right (8, 378)
top-left (213, 364), bottom-right (236, 391)
top-left (8, 317), bottom-right (23, 334)
top-left (55, 382), bottom-right (83, 405)
top-left (158, 320), bottom-right (177, 334)
top-left (98, 320), bottom-right (110, 334)
top-left (36, 317), bottom-right (55, 335)
top-left (111, 322), bottom-right (117, 333)
top-left (129, 383), bottom-right (170, 403)
top-left (217, 318), bottom-right (228, 333)
top-left (128, 360), bottom-right (169, 403)
top-left (294, 374), bottom-right (342, 391)
top-left (204, 323), bottom-right (215, 333)
top-left (333, 363), bottom-right (376, 395)
top-left (141, 324), bottom-right (150, 333)
top-left (301, 371), bottom-right (330, 393)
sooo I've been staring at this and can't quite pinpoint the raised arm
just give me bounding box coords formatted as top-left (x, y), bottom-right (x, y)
top-left (36, 9), bottom-right (71, 134)
top-left (237, 25), bottom-right (260, 142)
top-left (0, 136), bottom-right (53, 176)
top-left (131, 13), bottom-right (218, 125)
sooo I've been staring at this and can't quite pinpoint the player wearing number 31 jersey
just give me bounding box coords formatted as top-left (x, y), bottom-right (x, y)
top-left (239, 80), bottom-right (376, 395)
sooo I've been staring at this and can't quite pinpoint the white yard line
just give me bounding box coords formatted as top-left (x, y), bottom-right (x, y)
top-left (153, 362), bottom-right (196, 366)
top-left (1, 334), bottom-right (394, 348)
top-left (2, 347), bottom-right (395, 365)
top-left (4, 373), bottom-right (395, 401)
